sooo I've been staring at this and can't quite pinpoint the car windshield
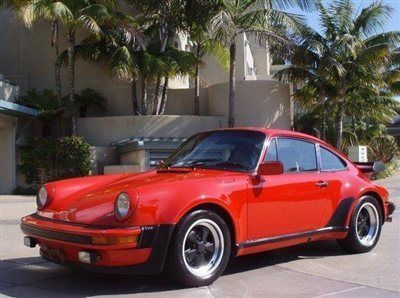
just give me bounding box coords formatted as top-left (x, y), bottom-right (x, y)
top-left (163, 130), bottom-right (266, 172)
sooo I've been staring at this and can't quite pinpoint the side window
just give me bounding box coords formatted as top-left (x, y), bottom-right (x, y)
top-left (264, 139), bottom-right (278, 161)
top-left (277, 138), bottom-right (317, 172)
top-left (320, 147), bottom-right (346, 171)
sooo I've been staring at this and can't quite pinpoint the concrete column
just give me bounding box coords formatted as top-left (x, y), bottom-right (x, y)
top-left (0, 123), bottom-right (16, 194)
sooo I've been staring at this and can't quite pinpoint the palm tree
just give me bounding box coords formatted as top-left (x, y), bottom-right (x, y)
top-left (276, 0), bottom-right (400, 149)
top-left (210, 0), bottom-right (314, 127)
top-left (17, 89), bottom-right (64, 137)
top-left (23, 0), bottom-right (117, 135)
top-left (22, 1), bottom-right (65, 109)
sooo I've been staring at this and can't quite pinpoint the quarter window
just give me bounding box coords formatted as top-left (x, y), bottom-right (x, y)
top-left (320, 147), bottom-right (346, 171)
top-left (277, 138), bottom-right (318, 172)
top-left (264, 139), bottom-right (278, 161)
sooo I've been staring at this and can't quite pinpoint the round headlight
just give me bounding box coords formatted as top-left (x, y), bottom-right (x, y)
top-left (37, 187), bottom-right (48, 209)
top-left (114, 192), bottom-right (131, 221)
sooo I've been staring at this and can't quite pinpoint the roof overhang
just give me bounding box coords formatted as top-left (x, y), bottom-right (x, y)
top-left (0, 99), bottom-right (39, 117)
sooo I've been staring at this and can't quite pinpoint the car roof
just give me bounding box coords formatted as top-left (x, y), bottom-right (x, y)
top-left (208, 127), bottom-right (348, 159)
top-left (210, 127), bottom-right (321, 142)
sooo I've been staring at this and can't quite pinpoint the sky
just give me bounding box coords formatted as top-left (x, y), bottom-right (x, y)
top-left (287, 0), bottom-right (400, 32)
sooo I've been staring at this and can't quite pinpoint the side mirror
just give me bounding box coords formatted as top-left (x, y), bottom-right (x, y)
top-left (257, 161), bottom-right (284, 176)
top-left (157, 160), bottom-right (165, 167)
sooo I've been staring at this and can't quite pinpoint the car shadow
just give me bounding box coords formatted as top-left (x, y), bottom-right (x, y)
top-left (0, 240), bottom-right (347, 297)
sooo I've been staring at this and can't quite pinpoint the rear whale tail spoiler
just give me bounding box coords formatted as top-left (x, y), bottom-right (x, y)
top-left (354, 161), bottom-right (385, 178)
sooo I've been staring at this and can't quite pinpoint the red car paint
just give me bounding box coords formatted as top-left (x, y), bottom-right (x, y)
top-left (21, 128), bottom-right (391, 272)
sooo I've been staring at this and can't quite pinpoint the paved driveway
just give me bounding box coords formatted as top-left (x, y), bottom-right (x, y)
top-left (1, 173), bottom-right (399, 297)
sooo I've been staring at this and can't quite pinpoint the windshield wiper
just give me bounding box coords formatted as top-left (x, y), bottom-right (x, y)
top-left (214, 161), bottom-right (252, 171)
top-left (166, 159), bottom-right (219, 168)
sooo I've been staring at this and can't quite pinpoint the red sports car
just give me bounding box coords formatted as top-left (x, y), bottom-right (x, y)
top-left (21, 128), bottom-right (395, 286)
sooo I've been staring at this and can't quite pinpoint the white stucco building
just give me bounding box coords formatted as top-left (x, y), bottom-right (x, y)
top-left (0, 9), bottom-right (293, 192)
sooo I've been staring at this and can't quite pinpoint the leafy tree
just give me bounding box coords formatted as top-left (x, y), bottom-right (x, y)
top-left (276, 0), bottom-right (400, 149)
top-left (129, 0), bottom-right (190, 112)
top-left (184, 0), bottom-right (228, 115)
top-left (23, 0), bottom-right (117, 135)
top-left (17, 89), bottom-right (64, 137)
top-left (210, 0), bottom-right (314, 127)
top-left (64, 88), bottom-right (107, 117)
top-left (21, 0), bottom-right (65, 109)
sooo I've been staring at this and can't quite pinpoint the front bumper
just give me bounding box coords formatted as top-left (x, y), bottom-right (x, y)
top-left (21, 214), bottom-right (174, 274)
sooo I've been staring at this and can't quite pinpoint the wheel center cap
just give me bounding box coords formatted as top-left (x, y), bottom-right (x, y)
top-left (197, 242), bottom-right (206, 253)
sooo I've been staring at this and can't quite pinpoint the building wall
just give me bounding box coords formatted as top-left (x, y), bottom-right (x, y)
top-left (0, 114), bottom-right (16, 194)
top-left (77, 115), bottom-right (225, 146)
top-left (208, 80), bottom-right (291, 129)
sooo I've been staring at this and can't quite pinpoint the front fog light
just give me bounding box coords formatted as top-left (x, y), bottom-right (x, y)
top-left (78, 251), bottom-right (100, 264)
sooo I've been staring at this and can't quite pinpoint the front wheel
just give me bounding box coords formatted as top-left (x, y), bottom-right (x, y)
top-left (164, 209), bottom-right (231, 287)
top-left (337, 196), bottom-right (382, 253)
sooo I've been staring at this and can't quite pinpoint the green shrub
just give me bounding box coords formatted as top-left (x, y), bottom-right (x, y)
top-left (19, 136), bottom-right (92, 186)
top-left (12, 186), bottom-right (38, 195)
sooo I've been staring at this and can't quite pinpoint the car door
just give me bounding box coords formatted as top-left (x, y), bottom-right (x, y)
top-left (247, 137), bottom-right (328, 240)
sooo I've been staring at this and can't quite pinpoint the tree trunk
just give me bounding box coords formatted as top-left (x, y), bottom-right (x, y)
top-left (194, 45), bottom-right (201, 116)
top-left (159, 76), bottom-right (169, 115)
top-left (141, 75), bottom-right (148, 115)
top-left (131, 80), bottom-right (140, 115)
top-left (321, 95), bottom-right (327, 141)
top-left (52, 20), bottom-right (62, 137)
top-left (335, 99), bottom-right (344, 149)
top-left (67, 34), bottom-right (76, 135)
top-left (52, 21), bottom-right (62, 105)
top-left (152, 75), bottom-right (162, 115)
top-left (228, 42), bottom-right (236, 128)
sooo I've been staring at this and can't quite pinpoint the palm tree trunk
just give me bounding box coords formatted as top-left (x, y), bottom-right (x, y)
top-left (153, 75), bottom-right (162, 115)
top-left (131, 80), bottom-right (140, 115)
top-left (67, 34), bottom-right (76, 135)
top-left (159, 76), bottom-right (169, 115)
top-left (52, 20), bottom-right (62, 137)
top-left (141, 75), bottom-right (148, 115)
top-left (228, 42), bottom-right (236, 128)
top-left (321, 96), bottom-right (327, 141)
top-left (335, 99), bottom-right (344, 149)
top-left (194, 45), bottom-right (201, 116)
top-left (52, 21), bottom-right (62, 104)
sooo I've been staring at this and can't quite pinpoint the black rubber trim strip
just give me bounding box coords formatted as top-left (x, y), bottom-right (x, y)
top-left (237, 226), bottom-right (348, 249)
top-left (29, 213), bottom-right (113, 229)
top-left (387, 202), bottom-right (396, 216)
top-left (21, 223), bottom-right (92, 244)
top-left (40, 224), bottom-right (175, 275)
top-left (138, 225), bottom-right (158, 248)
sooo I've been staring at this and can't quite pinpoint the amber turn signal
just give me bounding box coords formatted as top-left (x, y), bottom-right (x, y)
top-left (91, 235), bottom-right (138, 245)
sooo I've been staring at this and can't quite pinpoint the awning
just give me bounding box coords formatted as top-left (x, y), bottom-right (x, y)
top-left (0, 99), bottom-right (39, 117)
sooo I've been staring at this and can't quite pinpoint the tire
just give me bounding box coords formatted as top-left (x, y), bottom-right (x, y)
top-left (337, 195), bottom-right (382, 253)
top-left (164, 209), bottom-right (231, 287)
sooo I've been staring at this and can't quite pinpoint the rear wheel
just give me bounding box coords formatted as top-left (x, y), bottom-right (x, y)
top-left (337, 196), bottom-right (382, 253)
top-left (164, 209), bottom-right (231, 287)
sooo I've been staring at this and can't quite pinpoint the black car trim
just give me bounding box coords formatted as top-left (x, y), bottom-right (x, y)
top-left (326, 197), bottom-right (355, 227)
top-left (21, 223), bottom-right (93, 244)
top-left (237, 226), bottom-right (348, 249)
top-left (387, 202), bottom-right (396, 216)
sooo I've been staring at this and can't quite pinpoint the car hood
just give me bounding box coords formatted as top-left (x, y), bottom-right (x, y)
top-left (38, 169), bottom-right (240, 225)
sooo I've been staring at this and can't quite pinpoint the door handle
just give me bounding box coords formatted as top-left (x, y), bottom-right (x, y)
top-left (315, 181), bottom-right (329, 187)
